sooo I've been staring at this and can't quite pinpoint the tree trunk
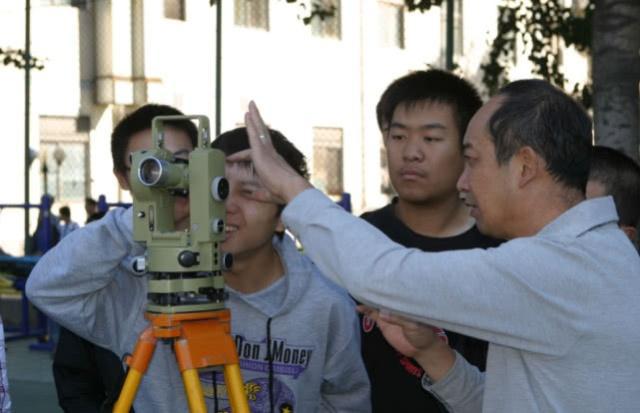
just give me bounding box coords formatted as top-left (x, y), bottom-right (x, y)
top-left (592, 0), bottom-right (640, 162)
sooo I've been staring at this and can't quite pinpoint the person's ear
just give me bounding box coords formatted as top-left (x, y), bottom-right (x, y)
top-left (620, 225), bottom-right (637, 244)
top-left (514, 146), bottom-right (541, 188)
top-left (114, 168), bottom-right (131, 191)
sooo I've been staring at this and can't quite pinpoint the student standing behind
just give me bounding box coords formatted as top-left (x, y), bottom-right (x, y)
top-left (361, 69), bottom-right (500, 412)
top-left (38, 104), bottom-right (197, 413)
top-left (209, 127), bottom-right (370, 412)
top-left (586, 145), bottom-right (640, 246)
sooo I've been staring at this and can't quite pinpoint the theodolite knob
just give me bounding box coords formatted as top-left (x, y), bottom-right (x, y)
top-left (130, 256), bottom-right (147, 276)
top-left (211, 176), bottom-right (229, 201)
top-left (212, 218), bottom-right (225, 234)
top-left (222, 252), bottom-right (233, 270)
top-left (178, 250), bottom-right (199, 268)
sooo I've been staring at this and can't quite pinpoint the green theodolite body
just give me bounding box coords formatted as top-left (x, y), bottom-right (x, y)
top-left (129, 115), bottom-right (228, 314)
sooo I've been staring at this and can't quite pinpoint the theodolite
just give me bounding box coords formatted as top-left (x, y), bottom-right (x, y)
top-left (113, 115), bottom-right (249, 413)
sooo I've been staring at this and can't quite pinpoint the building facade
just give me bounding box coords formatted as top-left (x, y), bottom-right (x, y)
top-left (0, 0), bottom-right (589, 254)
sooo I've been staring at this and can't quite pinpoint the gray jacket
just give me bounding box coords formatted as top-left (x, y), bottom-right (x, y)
top-left (27, 207), bottom-right (370, 413)
top-left (282, 189), bottom-right (640, 413)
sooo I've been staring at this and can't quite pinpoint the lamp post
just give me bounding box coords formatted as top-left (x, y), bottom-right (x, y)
top-left (53, 145), bottom-right (66, 199)
top-left (39, 149), bottom-right (49, 195)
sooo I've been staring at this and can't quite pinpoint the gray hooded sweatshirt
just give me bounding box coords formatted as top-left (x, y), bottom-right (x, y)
top-left (26, 207), bottom-right (370, 413)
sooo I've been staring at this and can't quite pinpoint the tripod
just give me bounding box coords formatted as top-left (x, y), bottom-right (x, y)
top-left (113, 114), bottom-right (249, 412)
top-left (113, 309), bottom-right (249, 413)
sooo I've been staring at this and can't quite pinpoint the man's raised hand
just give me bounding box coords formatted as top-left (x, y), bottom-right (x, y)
top-left (235, 101), bottom-right (311, 204)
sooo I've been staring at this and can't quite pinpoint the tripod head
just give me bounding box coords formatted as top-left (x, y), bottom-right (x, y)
top-left (129, 115), bottom-right (232, 314)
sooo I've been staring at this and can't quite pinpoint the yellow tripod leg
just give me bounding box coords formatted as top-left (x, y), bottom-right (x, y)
top-left (113, 369), bottom-right (143, 413)
top-left (114, 327), bottom-right (157, 413)
top-left (225, 363), bottom-right (250, 413)
top-left (182, 368), bottom-right (207, 413)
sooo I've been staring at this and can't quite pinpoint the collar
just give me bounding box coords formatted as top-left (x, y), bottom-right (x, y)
top-left (538, 196), bottom-right (618, 238)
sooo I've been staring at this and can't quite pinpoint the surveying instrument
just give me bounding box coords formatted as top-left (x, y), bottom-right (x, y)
top-left (113, 116), bottom-right (249, 413)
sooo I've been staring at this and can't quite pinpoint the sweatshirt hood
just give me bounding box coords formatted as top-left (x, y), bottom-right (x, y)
top-left (225, 234), bottom-right (311, 318)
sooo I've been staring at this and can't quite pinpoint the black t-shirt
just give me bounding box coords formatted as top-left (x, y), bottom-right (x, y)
top-left (360, 200), bottom-right (502, 413)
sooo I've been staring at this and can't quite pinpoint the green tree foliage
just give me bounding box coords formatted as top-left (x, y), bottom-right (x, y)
top-left (287, 0), bottom-right (594, 106)
top-left (289, 0), bottom-right (444, 24)
top-left (0, 47), bottom-right (44, 70)
top-left (481, 0), bottom-right (594, 107)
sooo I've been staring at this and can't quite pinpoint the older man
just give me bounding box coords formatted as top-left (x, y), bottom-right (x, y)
top-left (235, 79), bottom-right (640, 412)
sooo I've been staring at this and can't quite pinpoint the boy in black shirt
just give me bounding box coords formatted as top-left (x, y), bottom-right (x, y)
top-left (360, 69), bottom-right (501, 412)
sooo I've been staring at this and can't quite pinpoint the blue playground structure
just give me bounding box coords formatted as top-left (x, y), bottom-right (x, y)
top-left (0, 194), bottom-right (56, 349)
top-left (0, 194), bottom-right (129, 351)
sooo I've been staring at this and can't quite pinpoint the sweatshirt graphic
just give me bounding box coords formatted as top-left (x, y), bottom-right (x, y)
top-left (200, 335), bottom-right (315, 412)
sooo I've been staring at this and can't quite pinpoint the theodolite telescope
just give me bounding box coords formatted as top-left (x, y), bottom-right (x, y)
top-left (115, 116), bottom-right (249, 413)
top-left (129, 115), bottom-right (232, 313)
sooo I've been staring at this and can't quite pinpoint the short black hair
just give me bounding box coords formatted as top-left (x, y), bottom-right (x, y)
top-left (85, 197), bottom-right (97, 207)
top-left (59, 206), bottom-right (71, 218)
top-left (111, 104), bottom-right (198, 175)
top-left (589, 146), bottom-right (640, 227)
top-left (212, 127), bottom-right (308, 229)
top-left (376, 69), bottom-right (483, 142)
top-left (490, 79), bottom-right (592, 192)
top-left (212, 127), bottom-right (309, 180)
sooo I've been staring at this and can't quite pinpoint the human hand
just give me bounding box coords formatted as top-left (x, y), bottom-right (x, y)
top-left (233, 101), bottom-right (311, 204)
top-left (358, 305), bottom-right (446, 357)
top-left (358, 305), bottom-right (456, 382)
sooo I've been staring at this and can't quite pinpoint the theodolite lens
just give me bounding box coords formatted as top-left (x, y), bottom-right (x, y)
top-left (139, 157), bottom-right (164, 186)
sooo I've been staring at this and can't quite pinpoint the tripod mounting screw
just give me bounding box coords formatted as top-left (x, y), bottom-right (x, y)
top-left (178, 250), bottom-right (199, 268)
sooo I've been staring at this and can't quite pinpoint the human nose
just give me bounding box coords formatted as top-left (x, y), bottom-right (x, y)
top-left (402, 136), bottom-right (424, 162)
top-left (224, 187), bottom-right (240, 214)
top-left (457, 164), bottom-right (470, 193)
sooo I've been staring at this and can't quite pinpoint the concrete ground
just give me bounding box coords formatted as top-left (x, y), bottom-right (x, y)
top-left (5, 338), bottom-right (61, 413)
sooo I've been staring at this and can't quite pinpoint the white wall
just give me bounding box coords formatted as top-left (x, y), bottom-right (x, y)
top-left (0, 0), bottom-right (590, 254)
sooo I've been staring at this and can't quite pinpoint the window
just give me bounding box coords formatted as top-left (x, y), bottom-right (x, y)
top-left (40, 142), bottom-right (89, 201)
top-left (312, 127), bottom-right (343, 196)
top-left (379, 2), bottom-right (404, 48)
top-left (310, 0), bottom-right (341, 39)
top-left (40, 0), bottom-right (87, 6)
top-left (235, 0), bottom-right (269, 30)
top-left (164, 0), bottom-right (185, 20)
top-left (39, 117), bottom-right (90, 202)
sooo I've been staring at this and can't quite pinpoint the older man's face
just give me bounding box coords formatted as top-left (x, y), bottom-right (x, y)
top-left (457, 97), bottom-right (519, 239)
